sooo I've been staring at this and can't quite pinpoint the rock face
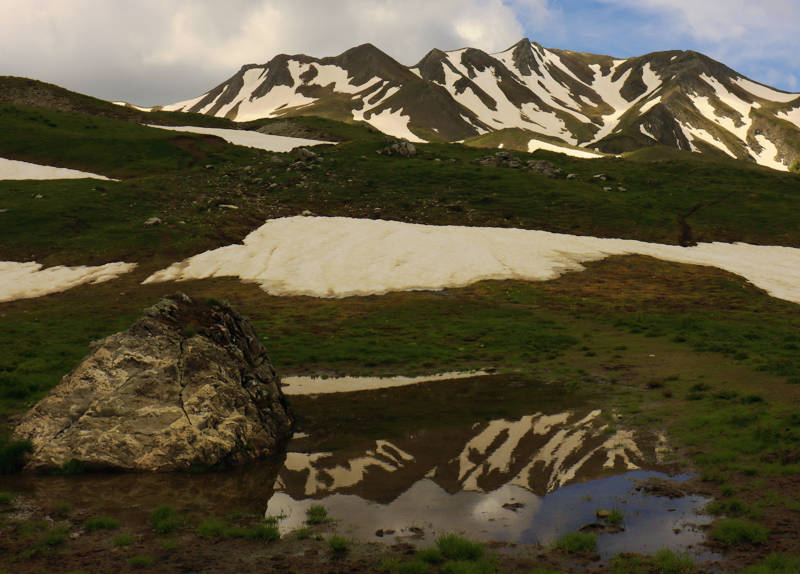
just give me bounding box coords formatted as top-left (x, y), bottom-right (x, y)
top-left (12, 293), bottom-right (293, 472)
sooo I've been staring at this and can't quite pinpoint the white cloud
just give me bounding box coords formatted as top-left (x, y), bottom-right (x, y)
top-left (0, 0), bottom-right (537, 103)
top-left (597, 0), bottom-right (800, 69)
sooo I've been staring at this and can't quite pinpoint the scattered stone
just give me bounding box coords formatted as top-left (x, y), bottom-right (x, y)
top-left (603, 186), bottom-right (613, 192)
top-left (566, 173), bottom-right (578, 180)
top-left (377, 139), bottom-right (417, 157)
top-left (617, 186), bottom-right (627, 192)
top-left (11, 293), bottom-right (293, 472)
top-left (269, 183), bottom-right (278, 189)
top-left (204, 164), bottom-right (214, 170)
top-left (502, 502), bottom-right (525, 512)
top-left (295, 147), bottom-right (319, 162)
top-left (596, 509), bottom-right (612, 518)
top-left (34, 194), bottom-right (44, 199)
top-left (0, 209), bottom-right (7, 213)
top-left (634, 477), bottom-right (690, 499)
top-left (301, 209), bottom-right (313, 216)
top-left (144, 217), bottom-right (162, 227)
top-left (475, 154), bottom-right (562, 178)
top-left (592, 174), bottom-right (608, 181)
top-left (218, 204), bottom-right (238, 210)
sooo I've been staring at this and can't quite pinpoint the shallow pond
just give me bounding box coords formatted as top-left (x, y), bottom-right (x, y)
top-left (7, 373), bottom-right (714, 558)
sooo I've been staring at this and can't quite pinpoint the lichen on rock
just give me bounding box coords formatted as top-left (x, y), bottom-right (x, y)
top-left (12, 293), bottom-right (293, 472)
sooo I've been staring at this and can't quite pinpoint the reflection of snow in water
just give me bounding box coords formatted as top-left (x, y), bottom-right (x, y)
top-left (266, 472), bottom-right (713, 556)
top-left (279, 410), bottom-right (648, 500)
top-left (144, 216), bottom-right (800, 305)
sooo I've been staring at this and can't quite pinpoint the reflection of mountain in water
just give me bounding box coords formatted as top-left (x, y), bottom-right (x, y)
top-left (276, 409), bottom-right (667, 503)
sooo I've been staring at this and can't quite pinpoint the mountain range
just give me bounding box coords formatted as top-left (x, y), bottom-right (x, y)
top-left (159, 39), bottom-right (800, 171)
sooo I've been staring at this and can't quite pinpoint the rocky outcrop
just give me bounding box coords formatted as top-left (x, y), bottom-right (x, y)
top-left (12, 293), bottom-right (293, 472)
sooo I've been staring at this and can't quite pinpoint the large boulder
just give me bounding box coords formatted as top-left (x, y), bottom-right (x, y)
top-left (12, 293), bottom-right (293, 472)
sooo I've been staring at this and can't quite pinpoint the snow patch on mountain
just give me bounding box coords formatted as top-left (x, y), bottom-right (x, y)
top-left (0, 157), bottom-right (115, 181)
top-left (144, 216), bottom-right (800, 305)
top-left (680, 123), bottom-right (736, 158)
top-left (363, 109), bottom-right (426, 143)
top-left (753, 135), bottom-right (788, 171)
top-left (145, 125), bottom-right (330, 152)
top-left (0, 261), bottom-right (136, 303)
top-left (777, 106), bottom-right (800, 128)
top-left (734, 77), bottom-right (799, 103)
top-left (528, 139), bottom-right (602, 158)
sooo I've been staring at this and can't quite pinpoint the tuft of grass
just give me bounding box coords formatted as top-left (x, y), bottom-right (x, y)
top-left (305, 504), bottom-right (331, 525)
top-left (295, 526), bottom-right (310, 540)
top-left (741, 554), bottom-right (800, 573)
top-left (436, 534), bottom-right (485, 561)
top-left (610, 553), bottom-right (650, 574)
top-left (711, 518), bottom-right (769, 546)
top-left (416, 547), bottom-right (444, 564)
top-left (0, 491), bottom-right (13, 504)
top-left (653, 549), bottom-right (695, 574)
top-left (196, 519), bottom-right (226, 539)
top-left (113, 534), bottom-right (133, 547)
top-left (554, 531), bottom-right (597, 554)
top-left (42, 525), bottom-right (70, 546)
top-left (150, 504), bottom-right (179, 534)
top-left (328, 534), bottom-right (351, 556)
top-left (83, 516), bottom-right (119, 531)
top-left (0, 436), bottom-right (33, 474)
top-left (440, 558), bottom-right (497, 574)
top-left (129, 555), bottom-right (154, 568)
top-left (390, 560), bottom-right (431, 574)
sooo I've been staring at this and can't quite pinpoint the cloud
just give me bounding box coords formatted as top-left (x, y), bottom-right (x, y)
top-left (0, 0), bottom-right (541, 103)
top-left (596, 0), bottom-right (800, 74)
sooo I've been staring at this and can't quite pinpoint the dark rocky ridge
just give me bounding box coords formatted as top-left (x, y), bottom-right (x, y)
top-left (12, 293), bottom-right (293, 472)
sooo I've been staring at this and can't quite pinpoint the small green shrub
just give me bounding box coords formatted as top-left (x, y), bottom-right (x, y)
top-left (391, 560), bottom-right (431, 574)
top-left (43, 525), bottom-right (70, 546)
top-left (554, 531), bottom-right (596, 553)
top-left (150, 504), bottom-right (179, 534)
top-left (113, 534), bottom-right (133, 547)
top-left (0, 492), bottom-right (13, 504)
top-left (436, 534), bottom-right (484, 561)
top-left (653, 549), bottom-right (694, 573)
top-left (84, 516), bottom-right (119, 531)
top-left (606, 507), bottom-right (624, 525)
top-left (712, 518), bottom-right (769, 546)
top-left (197, 519), bottom-right (226, 539)
top-left (57, 459), bottom-right (86, 475)
top-left (440, 558), bottom-right (496, 574)
top-left (416, 547), bottom-right (444, 564)
top-left (328, 534), bottom-right (351, 555)
top-left (305, 504), bottom-right (330, 525)
top-left (741, 553), bottom-right (800, 573)
top-left (295, 526), bottom-right (310, 540)
top-left (610, 553), bottom-right (650, 574)
top-left (0, 436), bottom-right (33, 474)
top-left (129, 554), bottom-right (154, 568)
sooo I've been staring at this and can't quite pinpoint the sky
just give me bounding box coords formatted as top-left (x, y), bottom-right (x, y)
top-left (0, 0), bottom-right (797, 106)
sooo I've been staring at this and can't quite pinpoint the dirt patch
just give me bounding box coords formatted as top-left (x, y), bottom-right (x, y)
top-left (167, 134), bottom-right (225, 165)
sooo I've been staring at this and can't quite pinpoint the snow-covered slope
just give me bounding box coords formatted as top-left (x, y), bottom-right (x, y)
top-left (164, 40), bottom-right (800, 170)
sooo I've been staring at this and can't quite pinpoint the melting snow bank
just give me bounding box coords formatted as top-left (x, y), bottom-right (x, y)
top-left (143, 216), bottom-right (800, 305)
top-left (282, 370), bottom-right (490, 395)
top-left (0, 157), bottom-right (115, 181)
top-left (145, 125), bottom-right (331, 152)
top-left (528, 139), bottom-right (603, 159)
top-left (0, 261), bottom-right (137, 303)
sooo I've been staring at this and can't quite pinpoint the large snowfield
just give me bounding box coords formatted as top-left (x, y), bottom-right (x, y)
top-left (144, 216), bottom-right (800, 305)
top-left (145, 125), bottom-right (331, 152)
top-left (0, 261), bottom-right (136, 303)
top-left (0, 157), bottom-right (114, 181)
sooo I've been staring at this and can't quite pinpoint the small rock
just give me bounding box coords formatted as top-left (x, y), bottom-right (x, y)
top-left (502, 502), bottom-right (525, 512)
top-left (218, 204), bottom-right (238, 210)
top-left (301, 210), bottom-right (313, 216)
top-left (596, 509), bottom-right (612, 518)
top-left (593, 174), bottom-right (607, 181)
top-left (603, 186), bottom-right (613, 191)
top-left (143, 217), bottom-right (162, 227)
top-left (34, 194), bottom-right (44, 199)
top-left (617, 186), bottom-right (627, 192)
top-left (566, 173), bottom-right (578, 180)
top-left (204, 164), bottom-right (214, 170)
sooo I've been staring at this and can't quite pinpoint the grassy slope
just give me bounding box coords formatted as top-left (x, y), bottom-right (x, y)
top-left (1, 95), bottom-right (800, 570)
